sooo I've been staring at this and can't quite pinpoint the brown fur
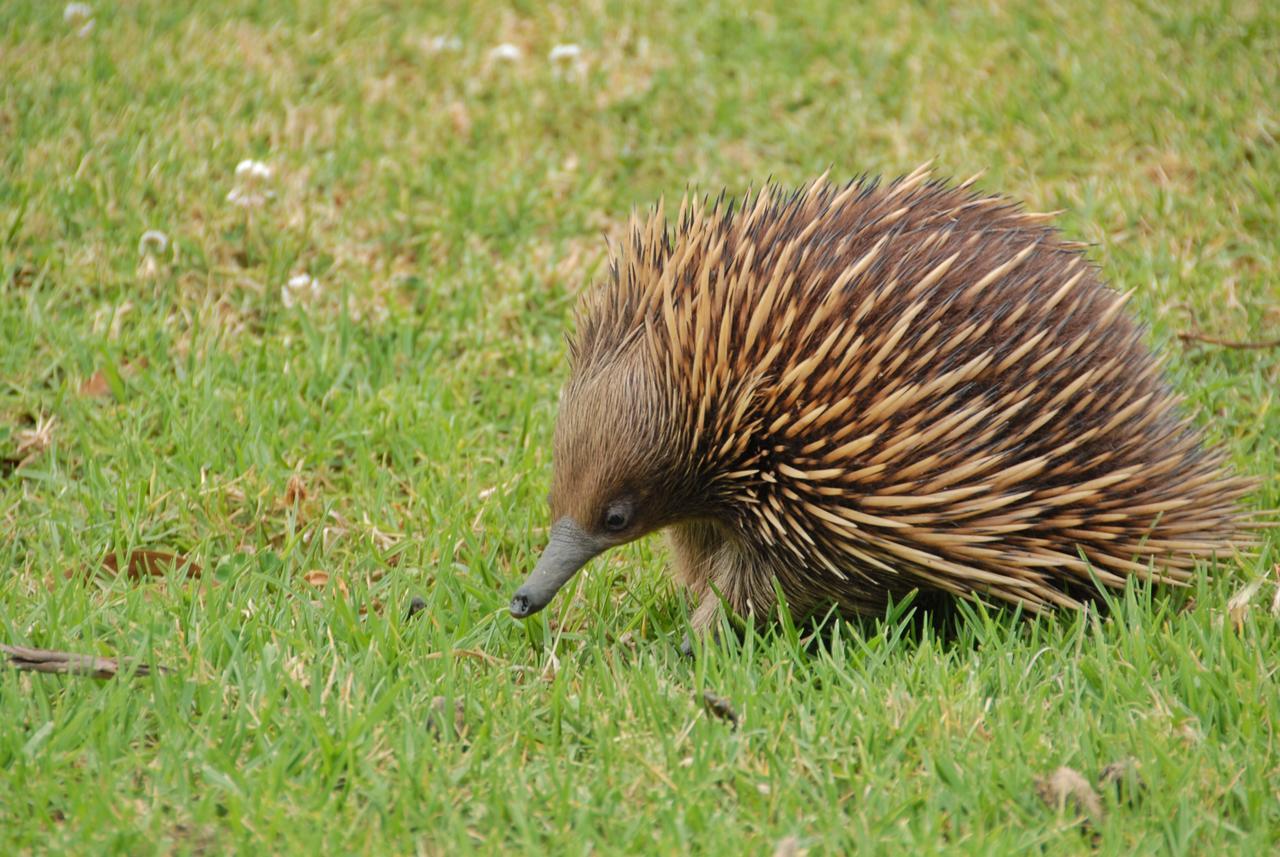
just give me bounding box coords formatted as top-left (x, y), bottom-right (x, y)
top-left (546, 167), bottom-right (1258, 632)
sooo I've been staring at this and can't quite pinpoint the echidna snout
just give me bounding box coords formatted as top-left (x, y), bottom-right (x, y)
top-left (510, 518), bottom-right (605, 617)
top-left (512, 169), bottom-right (1257, 632)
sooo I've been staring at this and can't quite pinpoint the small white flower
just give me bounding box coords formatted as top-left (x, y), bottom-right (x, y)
top-left (138, 231), bottom-right (167, 276)
top-left (235, 159), bottom-right (271, 180)
top-left (282, 274), bottom-right (322, 308)
top-left (138, 229), bottom-right (168, 255)
top-left (548, 44), bottom-right (581, 62)
top-left (227, 160), bottom-right (275, 208)
top-left (76, 20), bottom-right (94, 36)
top-left (63, 3), bottom-right (91, 22)
top-left (425, 34), bottom-right (462, 53)
top-left (548, 43), bottom-right (587, 80)
top-left (488, 43), bottom-right (522, 62)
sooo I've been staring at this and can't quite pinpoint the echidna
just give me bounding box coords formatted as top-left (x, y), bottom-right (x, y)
top-left (510, 166), bottom-right (1258, 635)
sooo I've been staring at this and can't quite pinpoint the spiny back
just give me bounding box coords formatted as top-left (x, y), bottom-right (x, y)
top-left (566, 168), bottom-right (1255, 611)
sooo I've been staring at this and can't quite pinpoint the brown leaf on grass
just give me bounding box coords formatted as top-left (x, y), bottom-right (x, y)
top-left (75, 550), bottom-right (202, 582)
top-left (303, 569), bottom-right (348, 597)
top-left (1, 643), bottom-right (167, 678)
top-left (79, 370), bottom-right (113, 398)
top-left (1035, 766), bottom-right (1104, 821)
top-left (105, 550), bottom-right (200, 579)
top-left (79, 357), bottom-right (149, 398)
top-left (283, 473), bottom-right (308, 506)
top-left (701, 690), bottom-right (740, 729)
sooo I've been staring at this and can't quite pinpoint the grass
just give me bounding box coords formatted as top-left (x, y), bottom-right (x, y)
top-left (1, 0), bottom-right (1278, 853)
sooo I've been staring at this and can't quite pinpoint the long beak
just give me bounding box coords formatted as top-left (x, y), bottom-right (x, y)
top-left (510, 517), bottom-right (604, 618)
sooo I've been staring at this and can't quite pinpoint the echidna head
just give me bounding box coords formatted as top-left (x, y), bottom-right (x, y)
top-left (510, 346), bottom-right (689, 618)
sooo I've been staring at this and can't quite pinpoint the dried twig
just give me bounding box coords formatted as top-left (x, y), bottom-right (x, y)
top-left (1, 644), bottom-right (167, 678)
top-left (1177, 331), bottom-right (1280, 350)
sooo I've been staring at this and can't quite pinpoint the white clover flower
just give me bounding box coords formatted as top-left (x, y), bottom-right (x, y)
top-left (235, 159), bottom-right (272, 180)
top-left (425, 34), bottom-right (462, 53)
top-left (548, 43), bottom-right (587, 79)
top-left (138, 229), bottom-right (169, 255)
top-left (548, 44), bottom-right (581, 62)
top-left (282, 274), bottom-right (322, 308)
top-left (228, 160), bottom-right (274, 208)
top-left (63, 3), bottom-right (91, 23)
top-left (488, 43), bottom-right (522, 62)
top-left (136, 229), bottom-right (167, 279)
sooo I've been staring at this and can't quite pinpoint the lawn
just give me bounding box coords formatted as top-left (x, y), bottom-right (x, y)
top-left (1, 0), bottom-right (1278, 853)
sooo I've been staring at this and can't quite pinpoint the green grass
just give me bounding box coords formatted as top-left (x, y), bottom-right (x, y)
top-left (2, 0), bottom-right (1278, 853)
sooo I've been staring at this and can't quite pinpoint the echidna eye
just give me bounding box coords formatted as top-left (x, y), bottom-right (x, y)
top-left (602, 505), bottom-right (630, 533)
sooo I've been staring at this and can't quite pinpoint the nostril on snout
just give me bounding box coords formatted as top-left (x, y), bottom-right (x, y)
top-left (509, 594), bottom-right (531, 617)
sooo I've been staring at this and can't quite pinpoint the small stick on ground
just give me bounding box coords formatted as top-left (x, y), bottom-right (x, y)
top-left (1, 644), bottom-right (167, 679)
top-left (1177, 331), bottom-right (1280, 350)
